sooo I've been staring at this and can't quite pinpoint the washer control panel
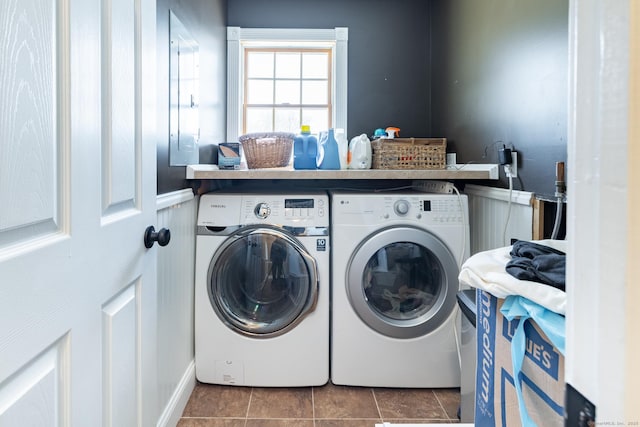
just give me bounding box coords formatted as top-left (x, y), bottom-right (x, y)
top-left (198, 193), bottom-right (328, 227)
top-left (248, 197), bottom-right (326, 221)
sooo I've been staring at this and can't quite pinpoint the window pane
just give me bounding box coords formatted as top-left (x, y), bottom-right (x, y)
top-left (275, 52), bottom-right (300, 78)
top-left (246, 107), bottom-right (273, 133)
top-left (247, 80), bottom-right (274, 104)
top-left (275, 80), bottom-right (300, 105)
top-left (302, 108), bottom-right (329, 134)
top-left (301, 81), bottom-right (328, 104)
top-left (241, 46), bottom-right (334, 135)
top-left (247, 52), bottom-right (273, 78)
top-left (302, 53), bottom-right (328, 79)
top-left (274, 108), bottom-right (300, 133)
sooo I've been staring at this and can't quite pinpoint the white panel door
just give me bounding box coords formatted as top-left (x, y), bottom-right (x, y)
top-left (0, 0), bottom-right (158, 424)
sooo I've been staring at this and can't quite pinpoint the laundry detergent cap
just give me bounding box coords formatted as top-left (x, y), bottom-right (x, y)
top-left (373, 128), bottom-right (386, 138)
top-left (301, 125), bottom-right (311, 134)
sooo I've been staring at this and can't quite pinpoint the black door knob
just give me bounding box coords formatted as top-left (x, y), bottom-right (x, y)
top-left (144, 226), bottom-right (171, 248)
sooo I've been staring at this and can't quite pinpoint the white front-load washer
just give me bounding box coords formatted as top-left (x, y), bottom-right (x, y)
top-left (330, 191), bottom-right (469, 387)
top-left (195, 191), bottom-right (330, 386)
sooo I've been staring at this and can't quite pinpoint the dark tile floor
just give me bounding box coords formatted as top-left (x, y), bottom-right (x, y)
top-left (179, 382), bottom-right (460, 426)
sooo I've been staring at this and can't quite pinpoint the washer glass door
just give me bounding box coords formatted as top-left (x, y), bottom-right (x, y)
top-left (208, 225), bottom-right (318, 337)
top-left (347, 226), bottom-right (459, 339)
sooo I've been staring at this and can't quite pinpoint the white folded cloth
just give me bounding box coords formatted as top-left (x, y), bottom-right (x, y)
top-left (458, 239), bottom-right (567, 315)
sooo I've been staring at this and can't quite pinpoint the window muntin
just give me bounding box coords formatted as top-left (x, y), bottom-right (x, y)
top-left (244, 49), bottom-right (331, 134)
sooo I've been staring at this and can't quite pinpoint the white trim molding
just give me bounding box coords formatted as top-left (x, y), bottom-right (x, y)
top-left (226, 26), bottom-right (348, 141)
top-left (156, 189), bottom-right (194, 211)
top-left (155, 361), bottom-right (196, 427)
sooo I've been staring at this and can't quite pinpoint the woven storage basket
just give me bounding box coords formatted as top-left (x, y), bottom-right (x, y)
top-left (371, 137), bottom-right (447, 170)
top-left (238, 132), bottom-right (295, 169)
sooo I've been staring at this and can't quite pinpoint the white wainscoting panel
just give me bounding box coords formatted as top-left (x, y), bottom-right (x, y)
top-left (464, 184), bottom-right (534, 254)
top-left (155, 190), bottom-right (197, 426)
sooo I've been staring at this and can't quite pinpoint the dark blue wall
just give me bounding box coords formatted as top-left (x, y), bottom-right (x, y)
top-left (156, 0), bottom-right (227, 194)
top-left (228, 0), bottom-right (569, 196)
top-left (430, 0), bottom-right (569, 197)
top-left (228, 0), bottom-right (433, 140)
top-left (158, 0), bottom-right (569, 198)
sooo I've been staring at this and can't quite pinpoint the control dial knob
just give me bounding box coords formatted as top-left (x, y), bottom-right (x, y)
top-left (254, 202), bottom-right (271, 219)
top-left (393, 199), bottom-right (410, 216)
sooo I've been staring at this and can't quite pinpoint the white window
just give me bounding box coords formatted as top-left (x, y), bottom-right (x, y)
top-left (244, 48), bottom-right (331, 135)
top-left (227, 27), bottom-right (348, 141)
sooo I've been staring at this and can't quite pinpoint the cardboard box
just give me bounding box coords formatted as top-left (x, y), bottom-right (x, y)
top-left (475, 289), bottom-right (565, 427)
top-left (218, 142), bottom-right (240, 169)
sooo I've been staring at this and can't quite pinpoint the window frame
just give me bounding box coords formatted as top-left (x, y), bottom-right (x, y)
top-left (227, 27), bottom-right (348, 141)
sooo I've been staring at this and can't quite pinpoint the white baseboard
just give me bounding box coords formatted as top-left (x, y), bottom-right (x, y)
top-left (156, 361), bottom-right (196, 427)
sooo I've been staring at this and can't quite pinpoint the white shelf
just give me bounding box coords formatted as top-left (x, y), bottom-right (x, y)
top-left (186, 164), bottom-right (499, 180)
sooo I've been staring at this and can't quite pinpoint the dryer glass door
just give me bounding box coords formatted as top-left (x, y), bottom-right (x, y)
top-left (208, 225), bottom-right (318, 337)
top-left (347, 226), bottom-right (459, 339)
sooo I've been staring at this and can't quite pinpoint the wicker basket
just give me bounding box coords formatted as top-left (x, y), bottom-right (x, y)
top-left (238, 132), bottom-right (295, 169)
top-left (371, 137), bottom-right (447, 170)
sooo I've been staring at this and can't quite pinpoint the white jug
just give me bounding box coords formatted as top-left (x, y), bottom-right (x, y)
top-left (347, 134), bottom-right (372, 169)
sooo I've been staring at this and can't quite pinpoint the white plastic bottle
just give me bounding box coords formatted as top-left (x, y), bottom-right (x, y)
top-left (334, 128), bottom-right (349, 169)
top-left (347, 134), bottom-right (372, 169)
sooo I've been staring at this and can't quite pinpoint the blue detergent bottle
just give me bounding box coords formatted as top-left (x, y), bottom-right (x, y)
top-left (293, 125), bottom-right (318, 170)
top-left (317, 128), bottom-right (341, 170)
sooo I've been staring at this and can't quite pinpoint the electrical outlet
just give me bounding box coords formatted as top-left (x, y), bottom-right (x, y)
top-left (507, 151), bottom-right (518, 178)
top-left (412, 180), bottom-right (455, 194)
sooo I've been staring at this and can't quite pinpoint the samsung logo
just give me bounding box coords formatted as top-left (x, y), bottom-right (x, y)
top-left (210, 204), bottom-right (226, 208)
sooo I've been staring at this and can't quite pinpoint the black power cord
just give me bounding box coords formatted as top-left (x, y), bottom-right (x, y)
top-left (498, 145), bottom-right (512, 165)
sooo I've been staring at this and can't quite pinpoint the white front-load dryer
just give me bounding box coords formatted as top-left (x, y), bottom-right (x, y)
top-left (195, 191), bottom-right (330, 386)
top-left (330, 191), bottom-right (469, 387)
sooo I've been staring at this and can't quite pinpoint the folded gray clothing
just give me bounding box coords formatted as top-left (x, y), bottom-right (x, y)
top-left (506, 240), bottom-right (566, 291)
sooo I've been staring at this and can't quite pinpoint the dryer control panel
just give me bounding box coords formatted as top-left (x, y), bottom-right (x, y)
top-left (384, 196), bottom-right (465, 224)
top-left (418, 197), bottom-right (466, 224)
top-left (332, 193), bottom-right (467, 226)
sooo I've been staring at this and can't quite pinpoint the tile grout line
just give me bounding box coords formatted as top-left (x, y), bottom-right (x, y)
top-left (371, 387), bottom-right (384, 422)
top-left (243, 387), bottom-right (254, 427)
top-left (181, 416), bottom-right (248, 420)
top-left (311, 386), bottom-right (316, 427)
top-left (432, 390), bottom-right (452, 421)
